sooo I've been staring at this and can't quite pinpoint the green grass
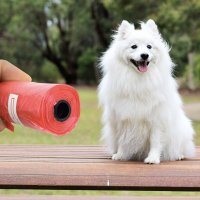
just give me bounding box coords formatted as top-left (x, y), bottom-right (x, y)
top-left (181, 92), bottom-right (200, 145)
top-left (0, 87), bottom-right (200, 197)
top-left (0, 189), bottom-right (199, 197)
top-left (194, 121), bottom-right (200, 145)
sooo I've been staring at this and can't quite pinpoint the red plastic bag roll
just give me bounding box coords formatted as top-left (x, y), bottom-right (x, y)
top-left (0, 81), bottom-right (80, 135)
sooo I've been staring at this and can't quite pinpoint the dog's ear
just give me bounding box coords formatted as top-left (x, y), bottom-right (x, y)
top-left (141, 19), bottom-right (159, 35)
top-left (146, 19), bottom-right (159, 33)
top-left (118, 20), bottom-right (134, 39)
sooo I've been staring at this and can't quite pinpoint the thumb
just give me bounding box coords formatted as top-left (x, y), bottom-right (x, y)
top-left (0, 60), bottom-right (32, 82)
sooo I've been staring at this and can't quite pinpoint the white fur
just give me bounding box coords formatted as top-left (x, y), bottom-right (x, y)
top-left (98, 19), bottom-right (195, 164)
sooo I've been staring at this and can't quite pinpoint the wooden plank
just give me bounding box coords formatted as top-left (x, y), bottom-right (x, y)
top-left (0, 145), bottom-right (199, 160)
top-left (0, 196), bottom-right (199, 200)
top-left (0, 145), bottom-right (199, 191)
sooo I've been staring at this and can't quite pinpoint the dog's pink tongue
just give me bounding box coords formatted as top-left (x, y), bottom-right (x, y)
top-left (138, 65), bottom-right (148, 72)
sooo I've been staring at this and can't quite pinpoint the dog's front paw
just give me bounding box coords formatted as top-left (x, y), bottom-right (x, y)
top-left (144, 154), bottom-right (160, 164)
top-left (176, 155), bottom-right (185, 161)
top-left (112, 153), bottom-right (122, 160)
top-left (112, 153), bottom-right (126, 161)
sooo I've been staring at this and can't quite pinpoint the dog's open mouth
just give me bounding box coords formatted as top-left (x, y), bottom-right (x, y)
top-left (130, 59), bottom-right (149, 72)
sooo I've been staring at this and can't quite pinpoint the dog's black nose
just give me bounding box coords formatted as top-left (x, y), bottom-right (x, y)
top-left (141, 54), bottom-right (149, 60)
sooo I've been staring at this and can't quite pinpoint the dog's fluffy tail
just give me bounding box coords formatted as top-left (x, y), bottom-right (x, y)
top-left (183, 139), bottom-right (196, 158)
top-left (183, 120), bottom-right (196, 158)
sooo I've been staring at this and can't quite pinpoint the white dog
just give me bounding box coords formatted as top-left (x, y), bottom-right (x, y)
top-left (98, 19), bottom-right (195, 164)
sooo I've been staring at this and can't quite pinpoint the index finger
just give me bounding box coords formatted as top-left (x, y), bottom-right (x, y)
top-left (0, 60), bottom-right (32, 82)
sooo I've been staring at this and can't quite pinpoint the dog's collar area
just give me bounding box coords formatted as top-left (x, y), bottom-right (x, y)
top-left (130, 59), bottom-right (149, 72)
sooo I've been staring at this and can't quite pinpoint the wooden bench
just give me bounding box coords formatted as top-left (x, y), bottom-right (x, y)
top-left (0, 145), bottom-right (199, 192)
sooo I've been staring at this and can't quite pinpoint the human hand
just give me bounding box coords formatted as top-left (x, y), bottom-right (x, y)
top-left (0, 60), bottom-right (32, 131)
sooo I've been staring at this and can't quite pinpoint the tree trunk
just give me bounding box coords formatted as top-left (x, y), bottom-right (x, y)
top-left (51, 62), bottom-right (77, 85)
top-left (91, 0), bottom-right (109, 48)
top-left (66, 60), bottom-right (78, 85)
top-left (43, 52), bottom-right (77, 85)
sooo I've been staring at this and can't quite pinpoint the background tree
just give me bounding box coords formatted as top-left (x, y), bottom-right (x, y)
top-left (156, 0), bottom-right (200, 89)
top-left (13, 0), bottom-right (95, 84)
top-left (0, 0), bottom-right (199, 88)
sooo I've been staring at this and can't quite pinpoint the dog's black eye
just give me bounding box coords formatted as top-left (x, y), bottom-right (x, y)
top-left (131, 45), bottom-right (137, 49)
top-left (147, 45), bottom-right (152, 49)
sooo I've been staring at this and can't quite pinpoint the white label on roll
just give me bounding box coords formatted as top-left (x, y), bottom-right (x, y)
top-left (8, 94), bottom-right (22, 124)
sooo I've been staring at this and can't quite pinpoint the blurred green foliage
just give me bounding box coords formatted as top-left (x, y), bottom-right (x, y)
top-left (194, 55), bottom-right (200, 86)
top-left (78, 48), bottom-right (98, 84)
top-left (0, 0), bottom-right (200, 87)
